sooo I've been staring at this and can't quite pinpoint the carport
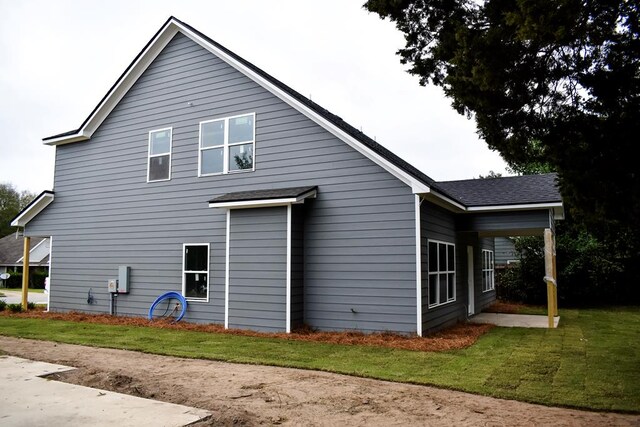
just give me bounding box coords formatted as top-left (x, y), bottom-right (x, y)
top-left (434, 174), bottom-right (563, 327)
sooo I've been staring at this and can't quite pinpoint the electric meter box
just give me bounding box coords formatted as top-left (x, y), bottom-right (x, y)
top-left (118, 266), bottom-right (130, 293)
top-left (107, 279), bottom-right (117, 293)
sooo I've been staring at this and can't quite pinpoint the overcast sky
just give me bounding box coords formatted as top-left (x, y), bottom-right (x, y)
top-left (0, 0), bottom-right (509, 194)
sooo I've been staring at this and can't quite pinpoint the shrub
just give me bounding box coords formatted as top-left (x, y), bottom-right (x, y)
top-left (7, 303), bottom-right (22, 313)
top-left (0, 300), bottom-right (6, 311)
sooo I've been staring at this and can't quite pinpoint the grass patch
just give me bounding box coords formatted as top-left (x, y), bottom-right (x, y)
top-left (0, 307), bottom-right (638, 412)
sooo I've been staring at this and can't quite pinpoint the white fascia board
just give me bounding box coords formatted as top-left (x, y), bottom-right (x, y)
top-left (11, 193), bottom-right (55, 227)
top-left (173, 21), bottom-right (425, 192)
top-left (43, 23), bottom-right (180, 146)
top-left (465, 202), bottom-right (564, 213)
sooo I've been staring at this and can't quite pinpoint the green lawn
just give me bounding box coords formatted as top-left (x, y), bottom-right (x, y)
top-left (0, 307), bottom-right (638, 412)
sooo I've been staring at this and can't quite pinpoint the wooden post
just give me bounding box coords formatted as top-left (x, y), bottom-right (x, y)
top-left (552, 232), bottom-right (558, 317)
top-left (544, 229), bottom-right (554, 328)
top-left (21, 236), bottom-right (31, 311)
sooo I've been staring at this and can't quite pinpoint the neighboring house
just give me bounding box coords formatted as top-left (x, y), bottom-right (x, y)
top-left (494, 237), bottom-right (519, 267)
top-left (11, 17), bottom-right (563, 335)
top-left (0, 233), bottom-right (50, 283)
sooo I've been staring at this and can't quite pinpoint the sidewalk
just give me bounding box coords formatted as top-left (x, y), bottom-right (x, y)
top-left (0, 290), bottom-right (48, 305)
top-left (0, 356), bottom-right (211, 426)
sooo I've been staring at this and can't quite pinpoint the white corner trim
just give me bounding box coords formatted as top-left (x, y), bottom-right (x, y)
top-left (286, 204), bottom-right (292, 334)
top-left (11, 192), bottom-right (55, 227)
top-left (415, 194), bottom-right (422, 337)
top-left (224, 209), bottom-right (230, 329)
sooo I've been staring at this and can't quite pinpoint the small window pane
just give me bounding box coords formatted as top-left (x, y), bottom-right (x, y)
top-left (428, 242), bottom-right (438, 272)
top-left (201, 120), bottom-right (225, 147)
top-left (439, 243), bottom-right (447, 271)
top-left (439, 273), bottom-right (448, 304)
top-left (228, 115), bottom-right (254, 143)
top-left (150, 130), bottom-right (170, 155)
top-left (201, 147), bottom-right (224, 174)
top-left (184, 272), bottom-right (207, 299)
top-left (448, 273), bottom-right (455, 300)
top-left (448, 245), bottom-right (455, 271)
top-left (428, 274), bottom-right (437, 305)
top-left (185, 245), bottom-right (208, 271)
top-left (228, 143), bottom-right (253, 171)
top-left (149, 155), bottom-right (170, 181)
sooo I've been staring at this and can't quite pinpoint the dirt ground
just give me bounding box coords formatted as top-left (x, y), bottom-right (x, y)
top-left (1, 337), bottom-right (638, 426)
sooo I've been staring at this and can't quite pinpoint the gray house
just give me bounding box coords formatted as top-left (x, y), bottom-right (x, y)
top-left (12, 17), bottom-right (563, 335)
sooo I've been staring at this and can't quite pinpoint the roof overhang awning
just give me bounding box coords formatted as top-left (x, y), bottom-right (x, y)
top-left (208, 186), bottom-right (317, 209)
top-left (10, 191), bottom-right (55, 227)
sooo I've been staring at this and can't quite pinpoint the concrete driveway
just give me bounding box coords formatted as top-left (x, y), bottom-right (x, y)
top-left (0, 356), bottom-right (211, 426)
top-left (0, 290), bottom-right (48, 305)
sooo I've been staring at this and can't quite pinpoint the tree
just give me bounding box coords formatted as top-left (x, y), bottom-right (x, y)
top-left (0, 183), bottom-right (36, 237)
top-left (364, 0), bottom-right (639, 243)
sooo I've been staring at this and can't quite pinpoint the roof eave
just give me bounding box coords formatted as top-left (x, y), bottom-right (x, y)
top-left (42, 18), bottom-right (181, 146)
top-left (10, 191), bottom-right (55, 227)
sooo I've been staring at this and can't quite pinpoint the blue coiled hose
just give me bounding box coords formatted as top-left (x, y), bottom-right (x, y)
top-left (148, 291), bottom-right (187, 322)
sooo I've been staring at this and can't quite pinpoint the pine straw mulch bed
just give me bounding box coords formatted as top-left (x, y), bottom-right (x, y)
top-left (1, 309), bottom-right (493, 352)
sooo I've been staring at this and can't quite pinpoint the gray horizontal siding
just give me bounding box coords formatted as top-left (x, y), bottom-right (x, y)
top-left (457, 210), bottom-right (551, 235)
top-left (477, 237), bottom-right (497, 311)
top-left (291, 205), bottom-right (304, 330)
top-left (421, 202), bottom-right (466, 334)
top-left (494, 237), bottom-right (517, 266)
top-left (26, 31), bottom-right (417, 334)
top-left (228, 207), bottom-right (287, 332)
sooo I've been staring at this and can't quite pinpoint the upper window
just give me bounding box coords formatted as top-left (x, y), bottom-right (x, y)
top-left (428, 240), bottom-right (456, 308)
top-left (199, 113), bottom-right (255, 176)
top-left (182, 244), bottom-right (209, 301)
top-left (148, 128), bottom-right (172, 182)
top-left (482, 249), bottom-right (495, 292)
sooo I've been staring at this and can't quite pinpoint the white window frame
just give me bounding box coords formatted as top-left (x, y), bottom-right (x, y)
top-left (199, 112), bottom-right (256, 176)
top-left (482, 249), bottom-right (495, 292)
top-left (182, 243), bottom-right (210, 302)
top-left (147, 127), bottom-right (172, 182)
top-left (427, 239), bottom-right (456, 308)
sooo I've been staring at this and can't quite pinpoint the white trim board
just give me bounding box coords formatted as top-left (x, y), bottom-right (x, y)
top-left (11, 192), bottom-right (55, 227)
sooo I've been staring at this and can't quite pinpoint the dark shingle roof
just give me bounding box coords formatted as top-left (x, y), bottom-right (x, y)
top-left (0, 234), bottom-right (45, 265)
top-left (209, 186), bottom-right (317, 204)
top-left (436, 173), bottom-right (561, 207)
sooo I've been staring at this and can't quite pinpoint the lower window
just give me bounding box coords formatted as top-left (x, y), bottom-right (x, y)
top-left (182, 244), bottom-right (209, 301)
top-left (482, 249), bottom-right (495, 292)
top-left (428, 240), bottom-right (456, 308)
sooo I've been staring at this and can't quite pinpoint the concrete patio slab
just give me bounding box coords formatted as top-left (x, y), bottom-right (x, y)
top-left (0, 356), bottom-right (211, 426)
top-left (469, 313), bottom-right (560, 328)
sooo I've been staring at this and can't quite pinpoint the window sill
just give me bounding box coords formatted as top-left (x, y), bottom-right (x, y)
top-left (427, 299), bottom-right (456, 310)
top-left (199, 169), bottom-right (254, 177)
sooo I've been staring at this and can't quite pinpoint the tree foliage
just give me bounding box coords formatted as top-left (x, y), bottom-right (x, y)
top-left (0, 183), bottom-right (36, 237)
top-left (365, 0), bottom-right (639, 242)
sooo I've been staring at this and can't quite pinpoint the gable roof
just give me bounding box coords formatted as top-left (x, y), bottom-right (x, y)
top-left (41, 17), bottom-right (563, 215)
top-left (42, 17), bottom-right (435, 196)
top-left (0, 234), bottom-right (47, 266)
top-left (10, 191), bottom-right (55, 227)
